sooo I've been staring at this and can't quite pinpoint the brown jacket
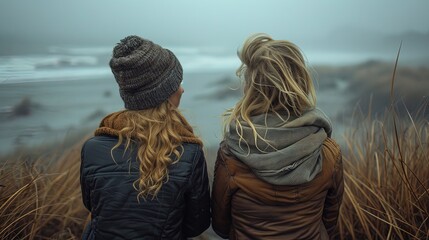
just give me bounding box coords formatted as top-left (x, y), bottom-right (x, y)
top-left (212, 138), bottom-right (344, 240)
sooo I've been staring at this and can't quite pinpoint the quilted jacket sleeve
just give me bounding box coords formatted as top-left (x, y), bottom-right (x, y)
top-left (80, 141), bottom-right (91, 211)
top-left (322, 146), bottom-right (344, 239)
top-left (183, 146), bottom-right (211, 238)
top-left (211, 146), bottom-right (235, 239)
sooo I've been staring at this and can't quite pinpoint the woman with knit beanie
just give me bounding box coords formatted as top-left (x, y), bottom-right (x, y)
top-left (212, 33), bottom-right (344, 240)
top-left (80, 35), bottom-right (210, 239)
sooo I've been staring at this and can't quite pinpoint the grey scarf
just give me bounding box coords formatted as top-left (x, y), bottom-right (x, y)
top-left (225, 108), bottom-right (332, 185)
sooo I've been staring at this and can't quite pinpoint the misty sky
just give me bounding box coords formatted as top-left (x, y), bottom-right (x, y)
top-left (0, 0), bottom-right (428, 52)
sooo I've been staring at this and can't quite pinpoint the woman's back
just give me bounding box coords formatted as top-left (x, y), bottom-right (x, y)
top-left (79, 35), bottom-right (211, 240)
top-left (212, 33), bottom-right (344, 240)
top-left (213, 138), bottom-right (343, 240)
top-left (81, 136), bottom-right (210, 239)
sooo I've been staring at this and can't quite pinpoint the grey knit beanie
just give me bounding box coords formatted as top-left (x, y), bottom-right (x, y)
top-left (109, 35), bottom-right (183, 110)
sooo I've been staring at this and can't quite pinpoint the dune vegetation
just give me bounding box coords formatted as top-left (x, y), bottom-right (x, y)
top-left (338, 106), bottom-right (428, 239)
top-left (1, 105), bottom-right (427, 240)
top-left (0, 139), bottom-right (88, 239)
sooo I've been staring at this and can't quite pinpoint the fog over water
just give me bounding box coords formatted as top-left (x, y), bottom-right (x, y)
top-left (1, 0), bottom-right (428, 57)
top-left (0, 0), bottom-right (428, 153)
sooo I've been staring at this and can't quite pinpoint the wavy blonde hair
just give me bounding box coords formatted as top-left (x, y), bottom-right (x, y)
top-left (225, 33), bottom-right (316, 144)
top-left (112, 102), bottom-right (186, 200)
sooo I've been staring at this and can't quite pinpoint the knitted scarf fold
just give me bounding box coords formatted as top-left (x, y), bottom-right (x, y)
top-left (94, 110), bottom-right (202, 146)
top-left (225, 108), bottom-right (332, 185)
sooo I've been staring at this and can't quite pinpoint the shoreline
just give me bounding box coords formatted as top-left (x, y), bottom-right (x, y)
top-left (1, 60), bottom-right (428, 155)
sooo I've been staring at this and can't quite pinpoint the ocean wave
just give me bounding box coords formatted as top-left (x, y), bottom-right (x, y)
top-left (0, 54), bottom-right (105, 84)
top-left (0, 48), bottom-right (240, 84)
top-left (0, 66), bottom-right (111, 84)
top-left (48, 46), bottom-right (112, 55)
top-left (0, 44), bottom-right (385, 84)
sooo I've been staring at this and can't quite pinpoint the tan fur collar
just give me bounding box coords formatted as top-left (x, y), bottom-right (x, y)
top-left (95, 110), bottom-right (202, 146)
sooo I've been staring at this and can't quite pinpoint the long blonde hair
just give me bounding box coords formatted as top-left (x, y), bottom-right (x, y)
top-left (225, 33), bottom-right (316, 144)
top-left (112, 102), bottom-right (187, 200)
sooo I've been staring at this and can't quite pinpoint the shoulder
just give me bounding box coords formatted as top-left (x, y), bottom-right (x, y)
top-left (81, 135), bottom-right (119, 166)
top-left (168, 143), bottom-right (205, 180)
top-left (216, 141), bottom-right (249, 175)
top-left (181, 143), bottom-right (203, 161)
top-left (176, 143), bottom-right (205, 170)
top-left (322, 138), bottom-right (341, 161)
top-left (321, 138), bottom-right (342, 172)
top-left (181, 142), bottom-right (203, 155)
top-left (217, 141), bottom-right (231, 165)
top-left (82, 135), bottom-right (118, 152)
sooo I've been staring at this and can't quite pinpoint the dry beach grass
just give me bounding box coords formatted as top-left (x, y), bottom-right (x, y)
top-left (1, 107), bottom-right (427, 240)
top-left (338, 49), bottom-right (429, 239)
top-left (0, 140), bottom-right (88, 239)
top-left (338, 108), bottom-right (428, 239)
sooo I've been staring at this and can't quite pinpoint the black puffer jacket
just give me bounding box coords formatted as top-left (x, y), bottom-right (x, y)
top-left (80, 135), bottom-right (211, 240)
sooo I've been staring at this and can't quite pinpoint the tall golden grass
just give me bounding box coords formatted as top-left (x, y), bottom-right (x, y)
top-left (339, 45), bottom-right (429, 240)
top-left (339, 107), bottom-right (428, 239)
top-left (1, 112), bottom-right (427, 240)
top-left (0, 140), bottom-right (89, 240)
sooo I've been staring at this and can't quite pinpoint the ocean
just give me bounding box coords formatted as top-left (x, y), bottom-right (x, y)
top-left (0, 45), bottom-right (357, 155)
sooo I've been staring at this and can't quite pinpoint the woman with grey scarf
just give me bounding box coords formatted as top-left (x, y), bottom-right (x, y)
top-left (211, 33), bottom-right (344, 240)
